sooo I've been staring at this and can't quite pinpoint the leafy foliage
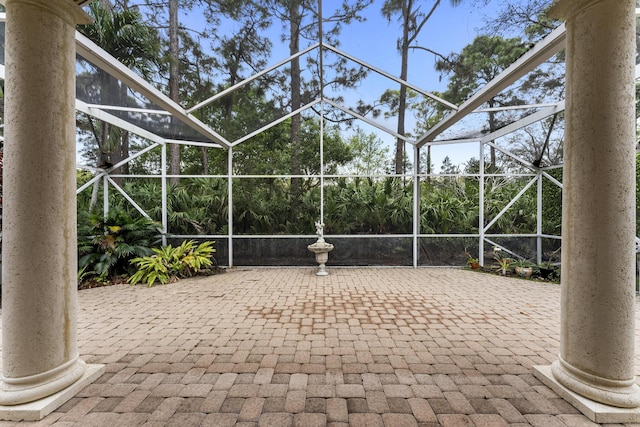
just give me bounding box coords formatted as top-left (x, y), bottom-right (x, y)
top-left (422, 181), bottom-right (474, 234)
top-left (325, 177), bottom-right (412, 234)
top-left (542, 168), bottom-right (562, 235)
top-left (128, 240), bottom-right (216, 286)
top-left (232, 119), bottom-right (354, 176)
top-left (81, 168), bottom-right (556, 240)
top-left (233, 178), bottom-right (320, 235)
top-left (340, 129), bottom-right (391, 175)
top-left (78, 210), bottom-right (162, 281)
top-left (436, 35), bottom-right (530, 104)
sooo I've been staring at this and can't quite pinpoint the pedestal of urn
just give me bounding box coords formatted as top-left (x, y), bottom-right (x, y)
top-left (307, 239), bottom-right (334, 276)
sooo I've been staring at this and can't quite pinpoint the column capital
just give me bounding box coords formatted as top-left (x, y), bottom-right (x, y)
top-left (5, 0), bottom-right (92, 25)
top-left (549, 0), bottom-right (606, 19)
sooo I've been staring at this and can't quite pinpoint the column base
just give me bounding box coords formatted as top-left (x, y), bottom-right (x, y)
top-left (0, 357), bottom-right (87, 405)
top-left (0, 363), bottom-right (104, 421)
top-left (533, 365), bottom-right (640, 423)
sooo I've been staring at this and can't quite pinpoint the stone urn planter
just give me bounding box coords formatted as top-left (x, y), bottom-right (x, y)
top-left (307, 221), bottom-right (334, 276)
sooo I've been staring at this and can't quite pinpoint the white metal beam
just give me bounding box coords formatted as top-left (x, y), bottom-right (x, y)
top-left (479, 101), bottom-right (565, 144)
top-left (187, 43), bottom-right (320, 114)
top-left (323, 98), bottom-right (413, 143)
top-left (75, 31), bottom-right (231, 149)
top-left (231, 99), bottom-right (322, 147)
top-left (105, 142), bottom-right (162, 175)
top-left (76, 173), bottom-right (104, 194)
top-left (323, 43), bottom-right (458, 111)
top-left (83, 104), bottom-right (171, 115)
top-left (164, 139), bottom-right (223, 149)
top-left (416, 23), bottom-right (566, 148)
top-left (107, 177), bottom-right (153, 220)
top-left (484, 140), bottom-right (537, 170)
top-left (76, 99), bottom-right (165, 145)
top-left (424, 138), bottom-right (480, 146)
top-left (483, 176), bottom-right (537, 233)
top-left (473, 102), bottom-right (559, 113)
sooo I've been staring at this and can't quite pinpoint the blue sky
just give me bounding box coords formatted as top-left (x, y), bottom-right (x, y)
top-left (181, 0), bottom-right (513, 171)
top-left (336, 0), bottom-right (497, 91)
top-left (257, 0), bottom-right (501, 92)
top-left (326, 0), bottom-right (503, 170)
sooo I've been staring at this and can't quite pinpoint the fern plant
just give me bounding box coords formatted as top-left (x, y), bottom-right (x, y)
top-left (128, 240), bottom-right (216, 286)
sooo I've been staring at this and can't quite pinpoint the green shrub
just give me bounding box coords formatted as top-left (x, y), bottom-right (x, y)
top-left (78, 210), bottom-right (161, 281)
top-left (128, 240), bottom-right (216, 286)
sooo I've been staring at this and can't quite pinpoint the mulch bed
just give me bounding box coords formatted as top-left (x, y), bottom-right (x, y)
top-left (77, 266), bottom-right (226, 291)
top-left (467, 265), bottom-right (560, 283)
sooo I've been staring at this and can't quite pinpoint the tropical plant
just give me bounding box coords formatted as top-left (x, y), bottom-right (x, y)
top-left (493, 247), bottom-right (513, 275)
top-left (167, 178), bottom-right (228, 235)
top-left (324, 177), bottom-right (412, 234)
top-left (78, 210), bottom-right (162, 281)
top-left (513, 258), bottom-right (533, 268)
top-left (127, 249), bottom-right (172, 286)
top-left (465, 250), bottom-right (479, 269)
top-left (128, 240), bottom-right (216, 286)
top-left (421, 178), bottom-right (476, 233)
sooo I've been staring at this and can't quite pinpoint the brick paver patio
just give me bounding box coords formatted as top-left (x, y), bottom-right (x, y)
top-left (3, 267), bottom-right (640, 426)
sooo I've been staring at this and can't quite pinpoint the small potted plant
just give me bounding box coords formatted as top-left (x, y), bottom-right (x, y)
top-left (539, 247), bottom-right (560, 279)
top-left (514, 258), bottom-right (534, 278)
top-left (465, 250), bottom-right (480, 270)
top-left (493, 247), bottom-right (513, 276)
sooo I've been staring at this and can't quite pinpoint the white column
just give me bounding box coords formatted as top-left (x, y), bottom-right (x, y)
top-left (533, 0), bottom-right (640, 421)
top-left (0, 0), bottom-right (104, 418)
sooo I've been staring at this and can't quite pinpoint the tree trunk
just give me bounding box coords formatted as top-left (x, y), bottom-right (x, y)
top-left (426, 145), bottom-right (431, 184)
top-left (395, 1), bottom-right (410, 175)
top-left (89, 179), bottom-right (100, 211)
top-left (120, 131), bottom-right (129, 175)
top-left (168, 0), bottom-right (180, 187)
top-left (119, 82), bottom-right (130, 177)
top-left (109, 81), bottom-right (129, 186)
top-left (201, 146), bottom-right (209, 175)
top-left (289, 2), bottom-right (302, 196)
top-left (488, 101), bottom-right (497, 172)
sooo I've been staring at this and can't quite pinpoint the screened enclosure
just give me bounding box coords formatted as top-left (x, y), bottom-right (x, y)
top-left (0, 7), bottom-right (606, 268)
top-left (72, 18), bottom-right (571, 267)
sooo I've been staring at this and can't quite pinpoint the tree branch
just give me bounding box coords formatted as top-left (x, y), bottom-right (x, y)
top-left (408, 45), bottom-right (450, 63)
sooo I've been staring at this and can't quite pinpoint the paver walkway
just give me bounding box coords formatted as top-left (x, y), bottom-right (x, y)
top-left (2, 267), bottom-right (640, 426)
